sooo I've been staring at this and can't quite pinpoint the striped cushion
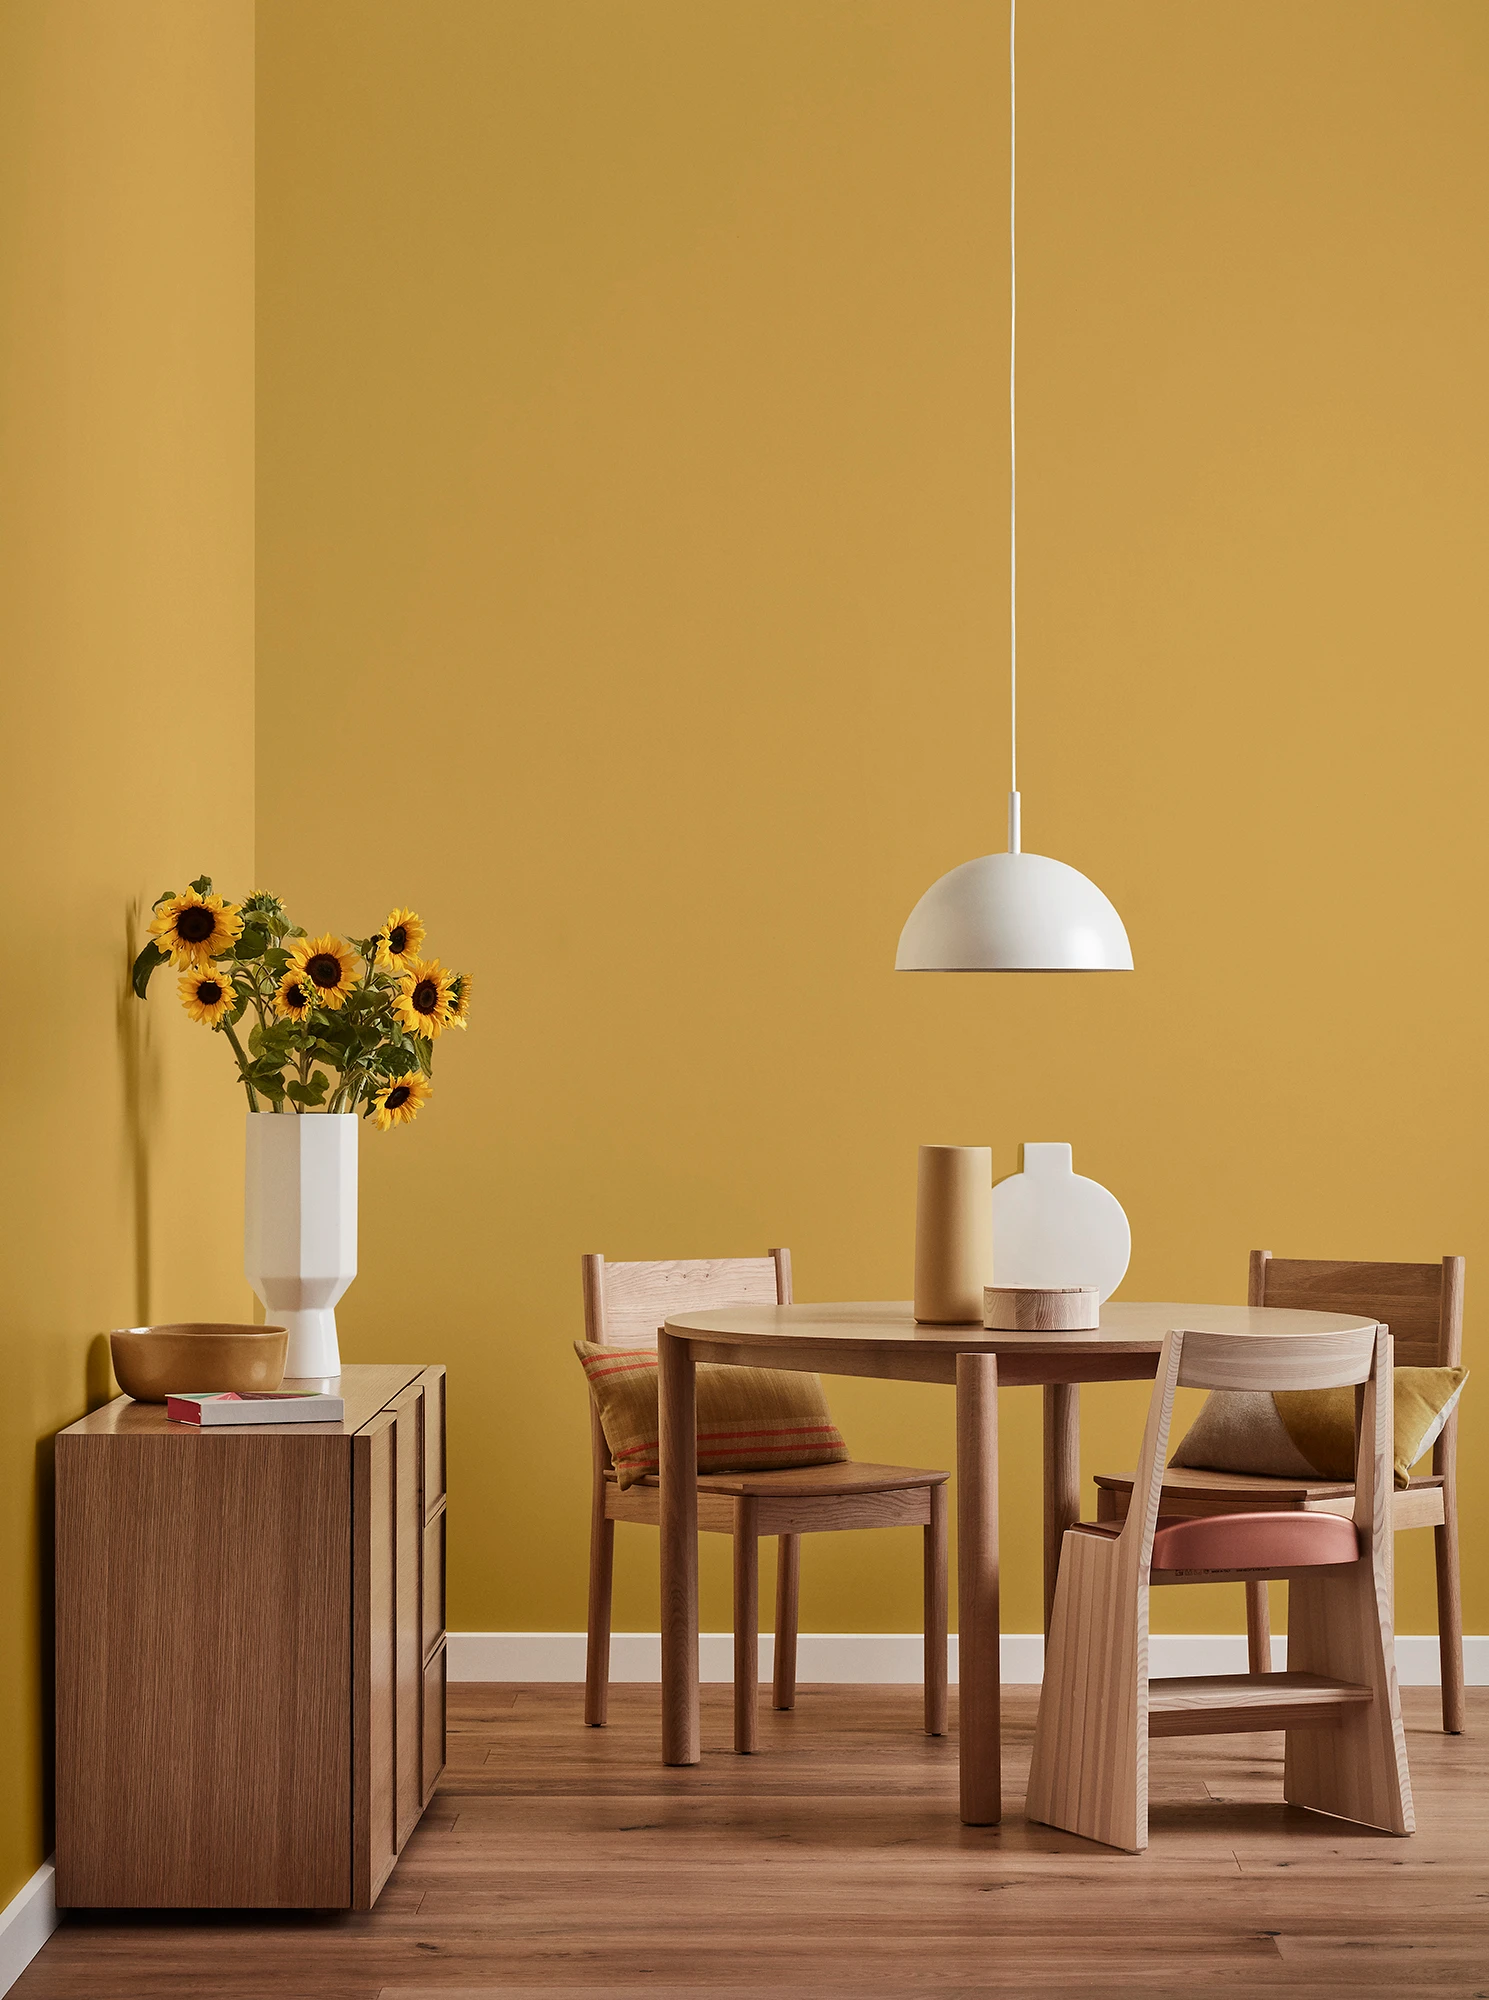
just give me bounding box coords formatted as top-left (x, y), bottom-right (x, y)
top-left (575, 1342), bottom-right (849, 1490)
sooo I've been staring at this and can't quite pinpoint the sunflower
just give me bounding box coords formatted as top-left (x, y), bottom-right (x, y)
top-left (150, 890), bottom-right (242, 969)
top-left (392, 958), bottom-right (455, 1039)
top-left (375, 907), bottom-right (426, 971)
top-left (287, 934), bottom-right (359, 1010)
top-left (446, 970), bottom-right (473, 1028)
top-left (371, 1071), bottom-right (431, 1131)
top-left (274, 971), bottom-right (315, 1022)
top-left (179, 967), bottom-right (236, 1028)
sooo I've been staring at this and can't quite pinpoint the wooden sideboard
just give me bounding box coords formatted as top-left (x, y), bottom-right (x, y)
top-left (54, 1363), bottom-right (446, 1910)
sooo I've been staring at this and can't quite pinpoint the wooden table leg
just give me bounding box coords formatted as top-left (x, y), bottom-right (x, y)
top-left (956, 1351), bottom-right (1000, 1826)
top-left (659, 1329), bottom-right (700, 1765)
top-left (1043, 1383), bottom-right (1080, 1639)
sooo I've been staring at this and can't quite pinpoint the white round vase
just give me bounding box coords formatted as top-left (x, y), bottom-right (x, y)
top-left (244, 1111), bottom-right (358, 1382)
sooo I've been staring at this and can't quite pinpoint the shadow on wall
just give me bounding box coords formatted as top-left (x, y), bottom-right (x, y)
top-left (119, 901), bottom-right (155, 1329)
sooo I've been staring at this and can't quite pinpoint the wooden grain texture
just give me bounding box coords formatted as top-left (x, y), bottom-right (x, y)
top-left (1042, 1383), bottom-right (1080, 1637)
top-left (1148, 1673), bottom-right (1373, 1737)
top-left (414, 1369), bottom-right (447, 1805)
top-left (17, 1683), bottom-right (1486, 2000)
top-left (583, 1254), bottom-right (782, 1348)
top-left (55, 1428), bottom-right (351, 1908)
top-left (394, 1385), bottom-right (425, 1851)
top-left (353, 1412), bottom-right (398, 1912)
top-left (985, 1286), bottom-right (1099, 1331)
top-left (732, 1499), bottom-right (759, 1753)
top-left (1033, 1328), bottom-right (1414, 1854)
top-left (772, 1534), bottom-right (799, 1711)
top-left (955, 1351), bottom-right (999, 1826)
top-left (658, 1328), bottom-right (700, 1766)
top-left (1248, 1252), bottom-right (1463, 1731)
top-left (1283, 1329), bottom-right (1414, 1835)
top-left (586, 1256), bottom-right (948, 1761)
top-left (923, 1480), bottom-right (948, 1739)
top-left (60, 1365), bottom-right (424, 1439)
top-left (1251, 1251), bottom-right (1462, 1368)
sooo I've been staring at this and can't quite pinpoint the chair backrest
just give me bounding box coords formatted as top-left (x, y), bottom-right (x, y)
top-left (1122, 1323), bottom-right (1391, 1576)
top-left (1251, 1251), bottom-right (1463, 1368)
top-left (581, 1250), bottom-right (792, 1350)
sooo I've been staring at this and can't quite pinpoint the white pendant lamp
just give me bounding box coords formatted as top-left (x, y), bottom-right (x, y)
top-left (896, 2), bottom-right (1133, 975)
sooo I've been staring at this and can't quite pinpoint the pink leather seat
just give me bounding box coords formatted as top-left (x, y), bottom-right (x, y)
top-left (1150, 1510), bottom-right (1359, 1573)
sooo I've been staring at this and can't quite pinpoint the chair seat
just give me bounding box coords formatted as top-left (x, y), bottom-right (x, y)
top-left (606, 1459), bottom-right (949, 1498)
top-left (1150, 1509), bottom-right (1359, 1573)
top-left (1093, 1463), bottom-right (1447, 1529)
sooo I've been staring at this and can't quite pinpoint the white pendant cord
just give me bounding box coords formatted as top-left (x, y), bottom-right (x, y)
top-left (1007, 0), bottom-right (1021, 855)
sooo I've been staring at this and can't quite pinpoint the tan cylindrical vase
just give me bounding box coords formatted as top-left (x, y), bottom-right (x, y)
top-left (914, 1144), bottom-right (994, 1325)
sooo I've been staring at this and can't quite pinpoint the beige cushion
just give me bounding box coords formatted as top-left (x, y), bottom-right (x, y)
top-left (1170, 1367), bottom-right (1468, 1490)
top-left (575, 1342), bottom-right (849, 1490)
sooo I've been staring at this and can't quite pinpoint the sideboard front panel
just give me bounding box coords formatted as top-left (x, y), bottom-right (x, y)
top-left (55, 1432), bottom-right (351, 1908)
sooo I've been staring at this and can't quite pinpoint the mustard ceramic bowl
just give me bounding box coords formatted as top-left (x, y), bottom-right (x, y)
top-left (109, 1323), bottom-right (288, 1402)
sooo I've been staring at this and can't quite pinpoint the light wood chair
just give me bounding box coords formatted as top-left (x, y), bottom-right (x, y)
top-left (1028, 1321), bottom-right (1414, 1852)
top-left (581, 1250), bottom-right (949, 1753)
top-left (1094, 1253), bottom-right (1465, 1731)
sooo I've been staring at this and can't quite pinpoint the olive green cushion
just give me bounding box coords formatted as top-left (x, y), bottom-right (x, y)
top-left (1170, 1367), bottom-right (1467, 1489)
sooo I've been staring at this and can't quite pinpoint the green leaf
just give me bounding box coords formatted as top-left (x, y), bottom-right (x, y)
top-left (131, 940), bottom-right (169, 999)
top-left (235, 926), bottom-right (270, 960)
top-left (286, 1074), bottom-right (330, 1105)
top-left (416, 1036), bottom-right (433, 1078)
top-left (189, 874), bottom-right (213, 895)
top-left (227, 992), bottom-right (250, 1028)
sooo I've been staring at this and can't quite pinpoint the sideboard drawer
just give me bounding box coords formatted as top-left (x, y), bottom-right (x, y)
top-left (422, 1641), bottom-right (447, 1810)
top-left (422, 1364), bottom-right (446, 1516)
top-left (423, 1507), bottom-right (446, 1661)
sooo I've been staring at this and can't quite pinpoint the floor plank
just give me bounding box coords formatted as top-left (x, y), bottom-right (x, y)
top-left (14, 1685), bottom-right (1486, 1999)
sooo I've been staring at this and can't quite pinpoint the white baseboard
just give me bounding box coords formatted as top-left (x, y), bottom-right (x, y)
top-left (0, 1861), bottom-right (55, 1999)
top-left (447, 1630), bottom-right (1485, 1686)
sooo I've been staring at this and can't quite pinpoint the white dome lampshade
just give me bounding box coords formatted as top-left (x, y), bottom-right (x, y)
top-left (896, 7), bottom-right (1136, 976)
top-left (896, 845), bottom-right (1132, 972)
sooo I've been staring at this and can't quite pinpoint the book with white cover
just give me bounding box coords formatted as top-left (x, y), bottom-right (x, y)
top-left (165, 1391), bottom-right (345, 1426)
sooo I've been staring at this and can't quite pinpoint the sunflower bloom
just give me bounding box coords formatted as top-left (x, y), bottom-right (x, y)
top-left (375, 907), bottom-right (426, 971)
top-left (446, 971), bottom-right (473, 1028)
top-left (393, 958), bottom-right (455, 1039)
top-left (150, 890), bottom-right (242, 969)
top-left (371, 1071), bottom-right (431, 1130)
top-left (287, 934), bottom-right (359, 1010)
top-left (179, 967), bottom-right (236, 1028)
top-left (274, 972), bottom-right (315, 1022)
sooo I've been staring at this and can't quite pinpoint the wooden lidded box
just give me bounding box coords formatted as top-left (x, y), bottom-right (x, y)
top-left (54, 1363), bottom-right (446, 1910)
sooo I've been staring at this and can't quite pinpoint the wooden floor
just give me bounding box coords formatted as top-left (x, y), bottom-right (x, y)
top-left (17, 1684), bottom-right (1487, 1998)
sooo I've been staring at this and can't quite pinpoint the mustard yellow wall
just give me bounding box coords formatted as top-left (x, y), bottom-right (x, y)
top-left (256, 0), bottom-right (1487, 1649)
top-left (0, 2), bottom-right (255, 1906)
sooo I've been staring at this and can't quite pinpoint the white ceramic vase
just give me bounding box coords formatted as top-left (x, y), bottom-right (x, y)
top-left (244, 1112), bottom-right (358, 1382)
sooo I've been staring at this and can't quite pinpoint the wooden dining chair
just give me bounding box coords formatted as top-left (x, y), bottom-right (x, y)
top-left (1093, 1253), bottom-right (1465, 1731)
top-left (1028, 1321), bottom-right (1413, 1852)
top-left (581, 1250), bottom-right (950, 1753)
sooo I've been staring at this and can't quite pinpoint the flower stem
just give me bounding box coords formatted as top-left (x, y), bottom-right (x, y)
top-left (221, 1019), bottom-right (261, 1112)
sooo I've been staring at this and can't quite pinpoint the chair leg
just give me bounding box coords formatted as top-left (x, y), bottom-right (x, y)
top-left (1026, 1530), bottom-right (1146, 1852)
top-left (1435, 1487), bottom-right (1465, 1734)
top-left (772, 1534), bottom-right (800, 1711)
top-left (1245, 1580), bottom-right (1273, 1674)
top-left (1285, 1562), bottom-right (1413, 1835)
top-left (924, 1482), bottom-right (948, 1737)
top-left (734, 1500), bottom-right (759, 1753)
top-left (583, 1509), bottom-right (615, 1728)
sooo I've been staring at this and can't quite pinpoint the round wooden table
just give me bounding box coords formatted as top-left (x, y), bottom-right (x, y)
top-left (656, 1298), bottom-right (1381, 1825)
